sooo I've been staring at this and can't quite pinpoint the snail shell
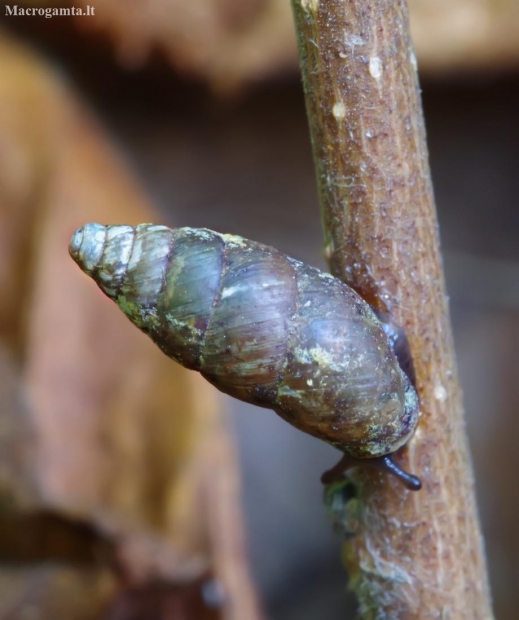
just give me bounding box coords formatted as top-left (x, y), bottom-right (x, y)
top-left (69, 223), bottom-right (419, 462)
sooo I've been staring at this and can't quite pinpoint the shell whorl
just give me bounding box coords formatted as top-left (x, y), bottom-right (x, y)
top-left (69, 223), bottom-right (419, 459)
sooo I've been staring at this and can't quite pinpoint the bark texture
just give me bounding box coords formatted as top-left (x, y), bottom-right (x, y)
top-left (291, 0), bottom-right (494, 617)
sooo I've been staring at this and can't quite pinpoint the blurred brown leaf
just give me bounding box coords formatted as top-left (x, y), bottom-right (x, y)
top-left (0, 32), bottom-right (262, 620)
top-left (0, 565), bottom-right (118, 620)
top-left (410, 0), bottom-right (519, 73)
top-left (74, 0), bottom-right (297, 93)
top-left (71, 0), bottom-right (519, 90)
top-left (108, 578), bottom-right (221, 620)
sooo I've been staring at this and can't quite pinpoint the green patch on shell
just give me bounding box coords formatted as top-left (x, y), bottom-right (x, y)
top-left (163, 313), bottom-right (203, 340)
top-left (117, 295), bottom-right (159, 330)
top-left (117, 295), bottom-right (138, 318)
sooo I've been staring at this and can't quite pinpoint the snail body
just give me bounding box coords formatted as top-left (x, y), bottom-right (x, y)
top-left (70, 223), bottom-right (420, 488)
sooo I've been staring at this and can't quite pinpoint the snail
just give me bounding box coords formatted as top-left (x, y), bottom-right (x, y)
top-left (69, 223), bottom-right (421, 491)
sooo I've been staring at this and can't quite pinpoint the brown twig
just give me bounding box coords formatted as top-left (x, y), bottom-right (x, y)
top-left (291, 0), bottom-right (493, 617)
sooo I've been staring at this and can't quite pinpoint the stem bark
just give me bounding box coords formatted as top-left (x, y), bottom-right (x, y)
top-left (291, 0), bottom-right (493, 617)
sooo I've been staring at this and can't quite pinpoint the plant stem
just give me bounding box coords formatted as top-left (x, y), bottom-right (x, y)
top-left (291, 0), bottom-right (493, 617)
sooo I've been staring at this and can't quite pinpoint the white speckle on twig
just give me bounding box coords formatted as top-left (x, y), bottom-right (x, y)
top-left (434, 384), bottom-right (448, 402)
top-left (369, 56), bottom-right (382, 80)
top-left (332, 101), bottom-right (346, 120)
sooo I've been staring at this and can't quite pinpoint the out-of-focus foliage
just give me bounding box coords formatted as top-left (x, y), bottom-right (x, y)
top-left (410, 0), bottom-right (519, 72)
top-left (65, 0), bottom-right (519, 90)
top-left (0, 566), bottom-right (117, 620)
top-left (0, 32), bottom-right (262, 620)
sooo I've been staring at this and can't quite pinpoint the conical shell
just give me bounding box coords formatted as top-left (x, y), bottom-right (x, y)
top-left (70, 223), bottom-right (419, 459)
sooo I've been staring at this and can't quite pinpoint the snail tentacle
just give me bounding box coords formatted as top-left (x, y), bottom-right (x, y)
top-left (321, 452), bottom-right (421, 492)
